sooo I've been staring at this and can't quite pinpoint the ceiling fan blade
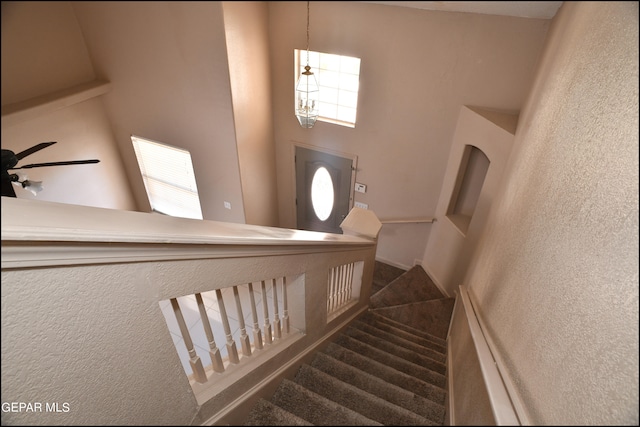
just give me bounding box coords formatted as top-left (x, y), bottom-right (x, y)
top-left (14, 141), bottom-right (57, 160)
top-left (11, 159), bottom-right (100, 169)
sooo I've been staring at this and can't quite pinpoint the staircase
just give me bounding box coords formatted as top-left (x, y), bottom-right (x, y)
top-left (243, 261), bottom-right (455, 426)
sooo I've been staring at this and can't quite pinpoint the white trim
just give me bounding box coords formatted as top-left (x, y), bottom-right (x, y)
top-left (468, 289), bottom-right (532, 425)
top-left (374, 255), bottom-right (410, 271)
top-left (421, 263), bottom-right (450, 298)
top-left (459, 285), bottom-right (520, 425)
top-left (447, 338), bottom-right (456, 426)
top-left (380, 217), bottom-right (435, 224)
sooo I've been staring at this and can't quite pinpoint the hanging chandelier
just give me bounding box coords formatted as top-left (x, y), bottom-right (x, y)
top-left (295, 1), bottom-right (319, 128)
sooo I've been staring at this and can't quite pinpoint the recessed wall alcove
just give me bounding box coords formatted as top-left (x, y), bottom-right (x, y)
top-left (446, 145), bottom-right (490, 235)
top-left (422, 105), bottom-right (518, 296)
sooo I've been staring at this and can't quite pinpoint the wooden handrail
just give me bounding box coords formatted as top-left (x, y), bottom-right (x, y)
top-left (459, 285), bottom-right (521, 425)
top-left (379, 217), bottom-right (436, 224)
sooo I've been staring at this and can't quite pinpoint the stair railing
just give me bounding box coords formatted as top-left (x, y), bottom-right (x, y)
top-left (1, 197), bottom-right (382, 426)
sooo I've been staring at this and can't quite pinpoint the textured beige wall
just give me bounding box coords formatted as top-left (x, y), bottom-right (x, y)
top-left (423, 106), bottom-right (517, 296)
top-left (222, 2), bottom-right (279, 227)
top-left (1, 1), bottom-right (136, 210)
top-left (267, 1), bottom-right (550, 269)
top-left (464, 2), bottom-right (639, 424)
top-left (0, 262), bottom-right (200, 425)
top-left (72, 1), bottom-right (246, 223)
top-left (0, 1), bottom-right (94, 105)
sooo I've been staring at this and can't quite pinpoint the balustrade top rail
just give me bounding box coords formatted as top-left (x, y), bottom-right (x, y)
top-left (1, 198), bottom-right (373, 246)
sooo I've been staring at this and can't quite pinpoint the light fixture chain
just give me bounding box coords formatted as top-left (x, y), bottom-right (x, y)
top-left (306, 1), bottom-right (310, 65)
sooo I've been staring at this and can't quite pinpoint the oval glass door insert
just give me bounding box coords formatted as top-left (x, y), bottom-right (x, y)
top-left (311, 166), bottom-right (334, 221)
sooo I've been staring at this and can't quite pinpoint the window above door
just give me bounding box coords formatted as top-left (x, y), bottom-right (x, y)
top-left (295, 49), bottom-right (361, 128)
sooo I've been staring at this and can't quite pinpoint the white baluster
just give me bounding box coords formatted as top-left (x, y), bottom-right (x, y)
top-left (233, 286), bottom-right (251, 357)
top-left (215, 289), bottom-right (239, 364)
top-left (282, 277), bottom-right (290, 334)
top-left (195, 293), bottom-right (224, 373)
top-left (347, 262), bottom-right (354, 301)
top-left (272, 278), bottom-right (281, 339)
top-left (248, 282), bottom-right (263, 350)
top-left (170, 298), bottom-right (207, 383)
top-left (261, 280), bottom-right (272, 345)
top-left (328, 266), bottom-right (336, 313)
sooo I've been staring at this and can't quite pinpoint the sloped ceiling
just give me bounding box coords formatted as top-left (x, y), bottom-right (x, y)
top-left (362, 1), bottom-right (563, 19)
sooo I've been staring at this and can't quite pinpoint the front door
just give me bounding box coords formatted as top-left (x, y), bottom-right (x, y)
top-left (295, 145), bottom-right (355, 234)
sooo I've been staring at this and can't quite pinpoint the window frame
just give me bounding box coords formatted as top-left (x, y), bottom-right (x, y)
top-left (131, 135), bottom-right (203, 220)
top-left (295, 49), bottom-right (362, 128)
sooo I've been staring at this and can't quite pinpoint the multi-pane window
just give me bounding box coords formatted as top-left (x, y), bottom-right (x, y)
top-left (295, 50), bottom-right (361, 127)
top-left (131, 135), bottom-right (203, 220)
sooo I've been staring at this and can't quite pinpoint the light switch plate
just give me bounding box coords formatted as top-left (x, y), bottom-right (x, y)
top-left (354, 202), bottom-right (368, 209)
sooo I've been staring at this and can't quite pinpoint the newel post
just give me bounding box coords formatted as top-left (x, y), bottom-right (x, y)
top-left (339, 207), bottom-right (382, 240)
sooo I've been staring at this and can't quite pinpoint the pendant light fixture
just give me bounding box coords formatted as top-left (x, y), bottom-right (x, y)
top-left (295, 1), bottom-right (319, 128)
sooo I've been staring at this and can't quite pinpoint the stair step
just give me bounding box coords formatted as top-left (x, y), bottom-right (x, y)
top-left (352, 319), bottom-right (446, 364)
top-left (373, 261), bottom-right (406, 293)
top-left (294, 364), bottom-right (437, 426)
top-left (364, 310), bottom-right (448, 348)
top-left (371, 298), bottom-right (456, 340)
top-left (370, 265), bottom-right (444, 309)
top-left (333, 334), bottom-right (447, 389)
top-left (311, 351), bottom-right (446, 424)
top-left (322, 342), bottom-right (446, 405)
top-left (343, 326), bottom-right (447, 375)
top-left (271, 379), bottom-right (382, 425)
top-left (358, 311), bottom-right (447, 353)
top-left (244, 399), bottom-right (313, 426)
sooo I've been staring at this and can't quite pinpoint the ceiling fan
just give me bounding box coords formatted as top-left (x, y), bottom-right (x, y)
top-left (1, 141), bottom-right (100, 198)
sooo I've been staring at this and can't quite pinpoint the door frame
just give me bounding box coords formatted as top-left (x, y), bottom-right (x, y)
top-left (291, 141), bottom-right (358, 231)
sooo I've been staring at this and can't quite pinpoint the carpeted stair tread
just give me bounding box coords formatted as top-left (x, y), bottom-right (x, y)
top-left (271, 379), bottom-right (382, 425)
top-left (370, 265), bottom-right (444, 309)
top-left (371, 298), bottom-right (455, 340)
top-left (333, 334), bottom-right (446, 389)
top-left (322, 342), bottom-right (446, 405)
top-left (343, 326), bottom-right (446, 375)
top-left (373, 261), bottom-right (406, 295)
top-left (294, 364), bottom-right (437, 426)
top-left (310, 351), bottom-right (446, 424)
top-left (243, 398), bottom-right (313, 426)
top-left (363, 310), bottom-right (448, 348)
top-left (358, 311), bottom-right (447, 354)
top-left (351, 319), bottom-right (446, 364)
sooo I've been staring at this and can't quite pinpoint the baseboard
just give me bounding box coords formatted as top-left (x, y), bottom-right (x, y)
top-left (421, 263), bottom-right (450, 298)
top-left (374, 256), bottom-right (411, 271)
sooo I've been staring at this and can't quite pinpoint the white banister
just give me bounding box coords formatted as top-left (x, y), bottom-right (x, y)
top-left (2, 198), bottom-right (379, 424)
